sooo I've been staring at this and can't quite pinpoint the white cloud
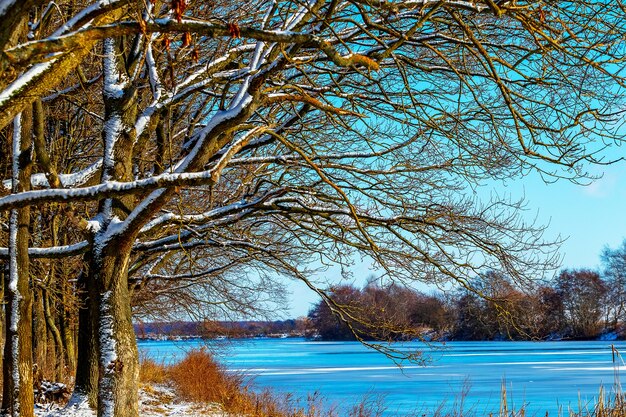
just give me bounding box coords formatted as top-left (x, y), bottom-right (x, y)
top-left (581, 172), bottom-right (618, 198)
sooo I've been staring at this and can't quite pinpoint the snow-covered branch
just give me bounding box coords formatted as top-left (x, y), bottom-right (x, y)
top-left (2, 159), bottom-right (102, 190)
top-left (137, 261), bottom-right (237, 282)
top-left (0, 241), bottom-right (89, 259)
top-left (0, 169), bottom-right (224, 211)
top-left (5, 19), bottom-right (316, 65)
top-left (139, 189), bottom-right (287, 233)
top-left (0, 1), bottom-right (130, 129)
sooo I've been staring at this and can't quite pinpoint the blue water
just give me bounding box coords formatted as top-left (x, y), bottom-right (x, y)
top-left (138, 338), bottom-right (626, 416)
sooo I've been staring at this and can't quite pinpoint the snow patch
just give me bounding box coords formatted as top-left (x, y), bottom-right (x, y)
top-left (102, 114), bottom-right (122, 180)
top-left (139, 385), bottom-right (225, 417)
top-left (103, 38), bottom-right (127, 99)
top-left (8, 210), bottom-right (19, 299)
top-left (36, 385), bottom-right (225, 417)
top-left (99, 292), bottom-right (117, 368)
top-left (86, 213), bottom-right (105, 235)
top-left (11, 114), bottom-right (20, 190)
top-left (98, 290), bottom-right (117, 417)
top-left (85, 220), bottom-right (102, 234)
top-left (35, 381), bottom-right (70, 405)
top-left (36, 392), bottom-right (95, 417)
top-left (94, 215), bottom-right (124, 251)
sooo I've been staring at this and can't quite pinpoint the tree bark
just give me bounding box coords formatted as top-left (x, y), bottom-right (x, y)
top-left (94, 241), bottom-right (138, 417)
top-left (0, 6), bottom-right (129, 130)
top-left (58, 220), bottom-right (77, 373)
top-left (73, 264), bottom-right (99, 408)
top-left (32, 212), bottom-right (47, 380)
top-left (3, 109), bottom-right (34, 417)
top-left (0, 264), bottom-right (4, 377)
top-left (0, 0), bottom-right (49, 88)
top-left (42, 287), bottom-right (63, 379)
top-left (32, 286), bottom-right (46, 378)
top-left (60, 258), bottom-right (77, 375)
top-left (61, 298), bottom-right (77, 374)
top-left (1, 263), bottom-right (8, 406)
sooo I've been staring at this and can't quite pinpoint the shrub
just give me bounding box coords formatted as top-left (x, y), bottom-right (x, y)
top-left (166, 348), bottom-right (242, 405)
top-left (156, 347), bottom-right (333, 417)
top-left (139, 356), bottom-right (167, 385)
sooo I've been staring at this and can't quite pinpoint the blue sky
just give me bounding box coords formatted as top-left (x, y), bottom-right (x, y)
top-left (285, 153), bottom-right (626, 318)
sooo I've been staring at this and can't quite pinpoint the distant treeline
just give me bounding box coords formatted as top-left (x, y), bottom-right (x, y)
top-left (135, 319), bottom-right (308, 339)
top-left (138, 242), bottom-right (626, 342)
top-left (134, 267), bottom-right (621, 342)
top-left (308, 268), bottom-right (622, 341)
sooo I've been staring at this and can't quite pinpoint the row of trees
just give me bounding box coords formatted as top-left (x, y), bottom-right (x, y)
top-left (308, 241), bottom-right (626, 341)
top-left (135, 319), bottom-right (310, 338)
top-left (0, 0), bottom-right (626, 416)
top-left (454, 269), bottom-right (608, 340)
top-left (308, 281), bottom-right (449, 341)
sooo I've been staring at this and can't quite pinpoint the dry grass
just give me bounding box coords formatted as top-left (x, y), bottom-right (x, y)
top-left (139, 354), bottom-right (167, 385)
top-left (141, 347), bottom-right (333, 417)
top-left (167, 348), bottom-right (241, 405)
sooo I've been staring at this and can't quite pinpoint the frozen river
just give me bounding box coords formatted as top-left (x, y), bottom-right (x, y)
top-left (138, 338), bottom-right (626, 415)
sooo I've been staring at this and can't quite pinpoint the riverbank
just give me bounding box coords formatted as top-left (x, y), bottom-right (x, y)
top-left (36, 348), bottom-right (335, 417)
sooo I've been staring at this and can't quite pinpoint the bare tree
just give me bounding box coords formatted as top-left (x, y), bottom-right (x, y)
top-left (602, 240), bottom-right (626, 330)
top-left (556, 269), bottom-right (608, 338)
top-left (0, 0), bottom-right (625, 416)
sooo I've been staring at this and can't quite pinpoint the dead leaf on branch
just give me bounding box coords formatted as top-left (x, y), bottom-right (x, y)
top-left (266, 94), bottom-right (363, 117)
top-left (227, 22), bottom-right (241, 38)
top-left (171, 0), bottom-right (187, 23)
top-left (182, 32), bottom-right (191, 48)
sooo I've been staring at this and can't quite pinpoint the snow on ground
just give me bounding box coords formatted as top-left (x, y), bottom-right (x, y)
top-left (35, 384), bottom-right (225, 417)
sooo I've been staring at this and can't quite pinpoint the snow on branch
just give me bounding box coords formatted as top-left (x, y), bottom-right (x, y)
top-left (0, 0), bottom-right (18, 16)
top-left (134, 44), bottom-right (255, 140)
top-left (5, 19), bottom-right (316, 65)
top-left (0, 241), bottom-right (89, 259)
top-left (51, 0), bottom-right (130, 37)
top-left (0, 0), bottom-right (131, 129)
top-left (139, 188), bottom-right (288, 234)
top-left (2, 160), bottom-right (102, 190)
top-left (6, 18), bottom-right (383, 72)
top-left (138, 236), bottom-right (268, 255)
top-left (134, 209), bottom-right (258, 251)
top-left (0, 126), bottom-right (276, 213)
top-left (137, 261), bottom-right (238, 282)
top-left (0, 170), bottom-right (221, 211)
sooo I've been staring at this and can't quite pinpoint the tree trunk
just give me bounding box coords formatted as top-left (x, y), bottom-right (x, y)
top-left (0, 264), bottom-right (5, 374)
top-left (94, 240), bottom-right (139, 417)
top-left (60, 274), bottom-right (77, 375)
top-left (80, 37), bottom-right (141, 417)
top-left (45, 323), bottom-right (57, 381)
top-left (32, 286), bottom-right (47, 379)
top-left (2, 263), bottom-right (8, 406)
top-left (3, 110), bottom-right (34, 417)
top-left (59, 224), bottom-right (76, 373)
top-left (42, 287), bottom-right (63, 379)
top-left (73, 265), bottom-right (99, 408)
